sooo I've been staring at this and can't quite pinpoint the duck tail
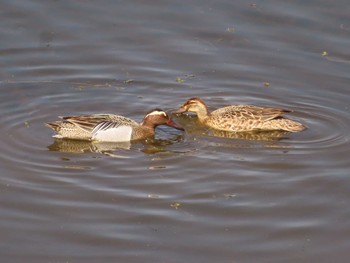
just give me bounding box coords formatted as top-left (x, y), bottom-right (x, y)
top-left (46, 121), bottom-right (62, 132)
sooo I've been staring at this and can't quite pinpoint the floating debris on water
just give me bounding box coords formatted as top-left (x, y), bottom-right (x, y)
top-left (149, 166), bottom-right (166, 170)
top-left (223, 193), bottom-right (237, 199)
top-left (176, 77), bottom-right (185, 83)
top-left (170, 202), bottom-right (181, 209)
top-left (124, 79), bottom-right (134, 84)
top-left (226, 27), bottom-right (235, 33)
top-left (147, 194), bottom-right (160, 199)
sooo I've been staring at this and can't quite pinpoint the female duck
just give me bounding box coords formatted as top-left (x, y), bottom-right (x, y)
top-left (47, 109), bottom-right (183, 142)
top-left (174, 97), bottom-right (305, 132)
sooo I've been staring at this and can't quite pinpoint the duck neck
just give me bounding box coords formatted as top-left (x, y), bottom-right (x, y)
top-left (141, 119), bottom-right (157, 131)
top-left (195, 104), bottom-right (210, 122)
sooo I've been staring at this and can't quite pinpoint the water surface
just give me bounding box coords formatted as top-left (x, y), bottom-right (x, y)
top-left (1, 0), bottom-right (350, 262)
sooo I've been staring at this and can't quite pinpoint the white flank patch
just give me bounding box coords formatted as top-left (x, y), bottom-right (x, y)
top-left (93, 126), bottom-right (133, 142)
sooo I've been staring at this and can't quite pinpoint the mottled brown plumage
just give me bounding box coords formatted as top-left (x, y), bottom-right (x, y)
top-left (46, 109), bottom-right (183, 142)
top-left (173, 97), bottom-right (306, 132)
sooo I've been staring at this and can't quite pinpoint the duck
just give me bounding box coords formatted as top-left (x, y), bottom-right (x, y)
top-left (173, 97), bottom-right (306, 132)
top-left (46, 109), bottom-right (183, 142)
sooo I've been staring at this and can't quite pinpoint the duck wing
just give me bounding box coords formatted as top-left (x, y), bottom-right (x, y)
top-left (59, 114), bottom-right (139, 133)
top-left (212, 105), bottom-right (290, 122)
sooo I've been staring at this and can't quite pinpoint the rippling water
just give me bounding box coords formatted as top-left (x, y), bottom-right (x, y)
top-left (1, 0), bottom-right (350, 262)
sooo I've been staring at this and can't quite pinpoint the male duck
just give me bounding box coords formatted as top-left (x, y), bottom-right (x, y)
top-left (173, 97), bottom-right (306, 132)
top-left (47, 109), bottom-right (183, 142)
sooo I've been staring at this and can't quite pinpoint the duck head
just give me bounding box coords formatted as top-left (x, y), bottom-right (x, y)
top-left (173, 97), bottom-right (209, 115)
top-left (142, 109), bottom-right (183, 130)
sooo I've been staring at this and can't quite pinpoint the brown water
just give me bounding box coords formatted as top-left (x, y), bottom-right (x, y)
top-left (1, 0), bottom-right (350, 262)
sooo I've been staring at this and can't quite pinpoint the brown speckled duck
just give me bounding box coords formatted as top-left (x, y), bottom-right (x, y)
top-left (47, 109), bottom-right (183, 142)
top-left (173, 97), bottom-right (306, 132)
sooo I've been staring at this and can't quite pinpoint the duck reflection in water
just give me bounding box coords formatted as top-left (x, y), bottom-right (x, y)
top-left (47, 133), bottom-right (184, 156)
top-left (47, 139), bottom-right (132, 153)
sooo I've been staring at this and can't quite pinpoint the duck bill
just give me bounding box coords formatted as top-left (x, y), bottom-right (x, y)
top-left (173, 106), bottom-right (187, 114)
top-left (166, 119), bottom-right (184, 130)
